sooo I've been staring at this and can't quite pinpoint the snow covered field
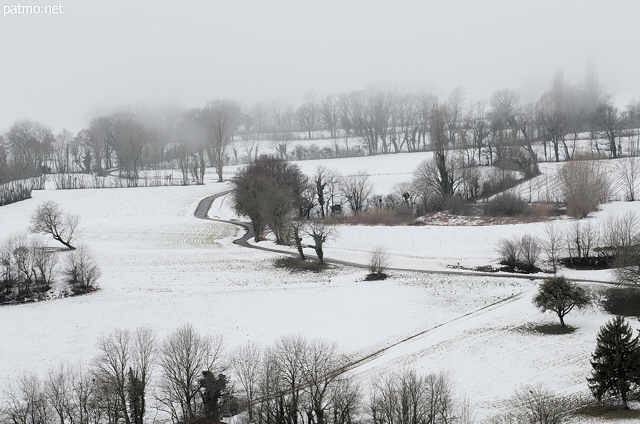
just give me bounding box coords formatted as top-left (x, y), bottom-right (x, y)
top-left (1, 161), bottom-right (639, 422)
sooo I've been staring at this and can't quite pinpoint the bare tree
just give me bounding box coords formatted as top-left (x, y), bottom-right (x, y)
top-left (1, 233), bottom-right (57, 299)
top-left (469, 100), bottom-right (489, 165)
top-left (45, 363), bottom-right (73, 424)
top-left (519, 234), bottom-right (541, 271)
top-left (593, 101), bottom-right (624, 158)
top-left (306, 223), bottom-right (335, 265)
top-left (289, 220), bottom-right (307, 260)
top-left (273, 335), bottom-right (307, 424)
top-left (231, 342), bottom-right (262, 422)
top-left (413, 104), bottom-right (463, 208)
top-left (329, 373), bottom-right (362, 424)
top-left (70, 364), bottom-right (99, 424)
top-left (2, 372), bottom-right (51, 424)
top-left (566, 220), bottom-right (599, 261)
top-left (537, 70), bottom-right (571, 162)
top-left (296, 92), bottom-right (320, 140)
top-left (93, 328), bottom-right (156, 424)
top-left (603, 212), bottom-right (640, 284)
top-left (4, 119), bottom-right (54, 179)
top-left (158, 324), bottom-right (224, 424)
top-left (52, 128), bottom-right (75, 174)
top-left (314, 166), bottom-right (329, 218)
top-left (111, 113), bottom-right (151, 185)
top-left (30, 200), bottom-right (80, 250)
top-left (340, 172), bottom-right (372, 215)
top-left (616, 157), bottom-right (639, 201)
top-left (543, 222), bottom-right (564, 274)
top-left (445, 86), bottom-right (466, 146)
top-left (302, 339), bottom-right (348, 424)
top-left (203, 99), bottom-right (242, 182)
top-left (321, 95), bottom-right (340, 139)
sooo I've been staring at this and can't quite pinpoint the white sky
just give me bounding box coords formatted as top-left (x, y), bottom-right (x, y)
top-left (1, 0), bottom-right (639, 132)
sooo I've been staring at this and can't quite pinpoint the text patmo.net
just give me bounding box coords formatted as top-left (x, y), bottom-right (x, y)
top-left (4, 4), bottom-right (64, 16)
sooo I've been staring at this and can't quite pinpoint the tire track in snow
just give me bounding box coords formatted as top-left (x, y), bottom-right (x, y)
top-left (337, 291), bottom-right (528, 374)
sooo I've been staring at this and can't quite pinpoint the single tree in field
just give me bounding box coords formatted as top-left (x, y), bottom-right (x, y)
top-left (30, 200), bottom-right (79, 250)
top-left (532, 276), bottom-right (590, 327)
top-left (588, 316), bottom-right (640, 410)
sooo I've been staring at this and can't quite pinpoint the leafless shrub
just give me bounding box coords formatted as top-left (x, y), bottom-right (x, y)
top-left (497, 234), bottom-right (541, 271)
top-left (557, 160), bottom-right (610, 218)
top-left (497, 236), bottom-right (520, 269)
top-left (510, 383), bottom-right (569, 424)
top-left (63, 243), bottom-right (101, 294)
top-left (368, 245), bottom-right (391, 276)
top-left (486, 193), bottom-right (529, 217)
top-left (519, 235), bottom-right (541, 269)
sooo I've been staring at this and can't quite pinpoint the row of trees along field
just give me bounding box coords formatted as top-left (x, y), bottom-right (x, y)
top-left (4, 316), bottom-right (640, 424)
top-left (0, 327), bottom-right (471, 424)
top-left (2, 68), bottom-right (640, 196)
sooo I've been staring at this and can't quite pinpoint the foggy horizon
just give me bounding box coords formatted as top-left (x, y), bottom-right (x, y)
top-left (1, 0), bottom-right (639, 133)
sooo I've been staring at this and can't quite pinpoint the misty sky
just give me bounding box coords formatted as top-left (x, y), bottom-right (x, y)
top-left (1, 0), bottom-right (639, 132)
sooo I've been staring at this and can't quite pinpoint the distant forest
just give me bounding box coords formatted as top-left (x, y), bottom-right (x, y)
top-left (2, 69), bottom-right (639, 191)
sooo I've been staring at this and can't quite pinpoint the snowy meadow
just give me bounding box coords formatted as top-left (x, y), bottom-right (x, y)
top-left (1, 157), bottom-right (637, 422)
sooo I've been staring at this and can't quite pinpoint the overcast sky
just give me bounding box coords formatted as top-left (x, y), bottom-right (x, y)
top-left (1, 0), bottom-right (639, 132)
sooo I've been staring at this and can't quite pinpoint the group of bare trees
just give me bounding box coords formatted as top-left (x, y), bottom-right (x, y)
top-left (3, 328), bottom-right (475, 424)
top-left (0, 201), bottom-right (101, 303)
top-left (236, 69), bottom-right (636, 170)
top-left (495, 210), bottom-right (640, 281)
top-left (0, 100), bottom-right (242, 191)
top-left (2, 70), bottom-right (638, 199)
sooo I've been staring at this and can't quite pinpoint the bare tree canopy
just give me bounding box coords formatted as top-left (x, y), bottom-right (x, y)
top-left (30, 200), bottom-right (80, 250)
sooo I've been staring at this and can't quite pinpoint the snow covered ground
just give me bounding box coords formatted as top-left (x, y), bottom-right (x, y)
top-left (1, 161), bottom-right (639, 422)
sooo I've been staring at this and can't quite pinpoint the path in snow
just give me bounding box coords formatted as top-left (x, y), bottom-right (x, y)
top-left (195, 191), bottom-right (616, 285)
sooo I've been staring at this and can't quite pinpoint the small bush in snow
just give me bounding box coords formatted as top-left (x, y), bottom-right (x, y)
top-left (497, 234), bottom-right (541, 272)
top-left (510, 383), bottom-right (569, 424)
top-left (367, 245), bottom-right (390, 279)
top-left (485, 192), bottom-right (529, 216)
top-left (63, 244), bottom-right (101, 294)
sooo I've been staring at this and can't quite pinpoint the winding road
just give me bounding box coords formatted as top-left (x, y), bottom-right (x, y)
top-left (194, 189), bottom-right (615, 285)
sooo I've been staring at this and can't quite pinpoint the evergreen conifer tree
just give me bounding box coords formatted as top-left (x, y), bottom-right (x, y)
top-left (587, 315), bottom-right (640, 409)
